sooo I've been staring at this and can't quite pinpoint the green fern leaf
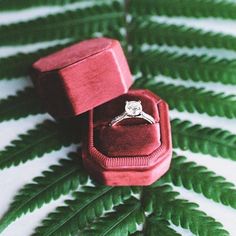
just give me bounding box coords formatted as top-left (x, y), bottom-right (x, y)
top-left (128, 0), bottom-right (236, 19)
top-left (134, 79), bottom-right (236, 119)
top-left (0, 0), bottom-right (91, 11)
top-left (0, 44), bottom-right (69, 80)
top-left (143, 185), bottom-right (229, 236)
top-left (0, 2), bottom-right (124, 46)
top-left (33, 186), bottom-right (140, 236)
top-left (0, 27), bottom-right (125, 80)
top-left (0, 88), bottom-right (44, 121)
top-left (171, 119), bottom-right (236, 160)
top-left (129, 19), bottom-right (236, 51)
top-left (130, 49), bottom-right (236, 85)
top-left (142, 215), bottom-right (181, 236)
top-left (162, 154), bottom-right (236, 209)
top-left (81, 198), bottom-right (144, 236)
top-left (0, 120), bottom-right (78, 169)
top-left (0, 152), bottom-right (88, 234)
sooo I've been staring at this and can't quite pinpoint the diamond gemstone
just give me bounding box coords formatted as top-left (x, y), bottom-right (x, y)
top-left (125, 101), bottom-right (142, 116)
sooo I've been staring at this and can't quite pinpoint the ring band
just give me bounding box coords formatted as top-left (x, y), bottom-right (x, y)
top-left (110, 100), bottom-right (155, 126)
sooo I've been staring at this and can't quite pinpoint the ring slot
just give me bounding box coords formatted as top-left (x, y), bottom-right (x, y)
top-left (95, 123), bottom-right (161, 157)
top-left (93, 90), bottom-right (161, 157)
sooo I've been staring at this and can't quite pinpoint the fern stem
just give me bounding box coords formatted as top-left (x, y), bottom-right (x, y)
top-left (128, 0), bottom-right (236, 19)
top-left (171, 119), bottom-right (236, 161)
top-left (133, 79), bottom-right (236, 119)
top-left (0, 88), bottom-right (44, 121)
top-left (130, 49), bottom-right (236, 85)
top-left (162, 154), bottom-right (236, 209)
top-left (143, 185), bottom-right (229, 236)
top-left (129, 19), bottom-right (236, 51)
top-left (0, 120), bottom-right (79, 169)
top-left (0, 153), bottom-right (88, 234)
top-left (0, 2), bottom-right (124, 46)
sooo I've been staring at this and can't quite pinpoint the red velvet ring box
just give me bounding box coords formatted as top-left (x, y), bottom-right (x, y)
top-left (31, 37), bottom-right (172, 186)
top-left (83, 89), bottom-right (172, 186)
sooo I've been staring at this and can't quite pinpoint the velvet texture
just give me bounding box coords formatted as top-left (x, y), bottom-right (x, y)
top-left (93, 90), bottom-right (161, 157)
top-left (33, 38), bottom-right (112, 73)
top-left (31, 38), bottom-right (133, 118)
top-left (83, 89), bottom-right (172, 185)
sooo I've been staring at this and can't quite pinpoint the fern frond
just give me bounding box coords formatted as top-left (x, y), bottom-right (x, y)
top-left (129, 19), bottom-right (236, 51)
top-left (0, 152), bottom-right (88, 234)
top-left (0, 44), bottom-right (69, 80)
top-left (0, 88), bottom-right (44, 121)
top-left (0, 27), bottom-right (125, 80)
top-left (162, 154), bottom-right (236, 209)
top-left (171, 119), bottom-right (236, 161)
top-left (0, 0), bottom-right (90, 11)
top-left (128, 0), bottom-right (236, 19)
top-left (33, 186), bottom-right (140, 236)
top-left (0, 2), bottom-right (124, 46)
top-left (143, 185), bottom-right (229, 236)
top-left (134, 79), bottom-right (236, 119)
top-left (0, 120), bottom-right (78, 169)
top-left (81, 198), bottom-right (144, 236)
top-left (130, 49), bottom-right (236, 85)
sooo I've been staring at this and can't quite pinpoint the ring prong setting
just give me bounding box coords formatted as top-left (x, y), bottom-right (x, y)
top-left (110, 100), bottom-right (155, 126)
top-left (125, 101), bottom-right (142, 116)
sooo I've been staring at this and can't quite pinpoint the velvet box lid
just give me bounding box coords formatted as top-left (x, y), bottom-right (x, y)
top-left (31, 37), bottom-right (133, 118)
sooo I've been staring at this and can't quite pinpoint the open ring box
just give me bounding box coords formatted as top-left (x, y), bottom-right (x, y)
top-left (31, 37), bottom-right (172, 186)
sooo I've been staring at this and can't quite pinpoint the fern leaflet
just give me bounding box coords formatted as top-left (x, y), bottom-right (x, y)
top-left (142, 215), bottom-right (181, 236)
top-left (0, 28), bottom-right (123, 80)
top-left (129, 19), bottom-right (236, 51)
top-left (134, 79), bottom-right (236, 119)
top-left (0, 0), bottom-right (94, 11)
top-left (0, 152), bottom-right (88, 234)
top-left (0, 2), bottom-right (124, 46)
top-left (33, 186), bottom-right (140, 236)
top-left (143, 185), bottom-right (229, 236)
top-left (162, 154), bottom-right (236, 209)
top-left (81, 199), bottom-right (144, 236)
top-left (0, 44), bottom-right (70, 80)
top-left (130, 49), bottom-right (236, 85)
top-left (0, 120), bottom-right (78, 169)
top-left (128, 0), bottom-right (236, 19)
top-left (0, 88), bottom-right (44, 121)
top-left (171, 119), bottom-right (236, 161)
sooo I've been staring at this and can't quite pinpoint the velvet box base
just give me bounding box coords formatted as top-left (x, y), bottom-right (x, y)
top-left (82, 89), bottom-right (172, 186)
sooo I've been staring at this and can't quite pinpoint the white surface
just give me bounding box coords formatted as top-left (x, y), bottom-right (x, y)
top-left (0, 2), bottom-right (236, 236)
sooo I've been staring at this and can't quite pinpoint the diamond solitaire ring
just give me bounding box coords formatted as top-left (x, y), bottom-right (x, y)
top-left (110, 100), bottom-right (155, 126)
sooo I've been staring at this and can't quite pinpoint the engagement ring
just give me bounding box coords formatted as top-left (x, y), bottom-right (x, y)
top-left (110, 100), bottom-right (155, 126)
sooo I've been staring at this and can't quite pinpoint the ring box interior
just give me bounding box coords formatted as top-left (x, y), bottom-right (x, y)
top-left (82, 89), bottom-right (172, 186)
